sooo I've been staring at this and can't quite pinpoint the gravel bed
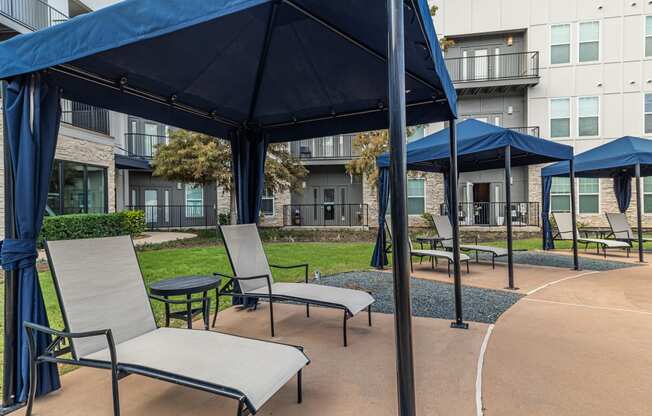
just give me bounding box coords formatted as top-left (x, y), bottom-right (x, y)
top-left (476, 251), bottom-right (639, 271)
top-left (318, 271), bottom-right (522, 324)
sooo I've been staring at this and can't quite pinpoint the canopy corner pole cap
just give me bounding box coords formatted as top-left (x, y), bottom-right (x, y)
top-left (169, 94), bottom-right (178, 104)
top-left (118, 76), bottom-right (128, 87)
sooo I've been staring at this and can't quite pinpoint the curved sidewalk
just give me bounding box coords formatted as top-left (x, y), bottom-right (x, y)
top-left (482, 265), bottom-right (652, 415)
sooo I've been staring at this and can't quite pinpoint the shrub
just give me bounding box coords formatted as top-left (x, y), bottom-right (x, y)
top-left (40, 211), bottom-right (146, 244)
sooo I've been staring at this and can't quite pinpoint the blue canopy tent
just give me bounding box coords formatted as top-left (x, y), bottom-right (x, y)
top-left (0, 1), bottom-right (456, 414)
top-left (542, 136), bottom-right (652, 262)
top-left (375, 119), bottom-right (578, 296)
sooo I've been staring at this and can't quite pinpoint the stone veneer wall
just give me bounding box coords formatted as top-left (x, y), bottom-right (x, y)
top-left (216, 186), bottom-right (290, 227)
top-left (55, 135), bottom-right (116, 213)
top-left (528, 164), bottom-right (652, 228)
top-left (364, 171), bottom-right (446, 229)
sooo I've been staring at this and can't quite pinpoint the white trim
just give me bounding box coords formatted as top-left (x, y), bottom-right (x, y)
top-left (577, 20), bottom-right (601, 64)
top-left (526, 271), bottom-right (600, 295)
top-left (261, 189), bottom-right (275, 217)
top-left (550, 23), bottom-right (572, 66)
top-left (578, 177), bottom-right (601, 215)
top-left (576, 96), bottom-right (600, 139)
top-left (475, 324), bottom-right (494, 416)
top-left (523, 298), bottom-right (652, 316)
top-left (184, 183), bottom-right (204, 218)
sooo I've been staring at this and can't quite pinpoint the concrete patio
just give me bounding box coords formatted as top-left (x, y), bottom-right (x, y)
top-left (17, 262), bottom-right (652, 416)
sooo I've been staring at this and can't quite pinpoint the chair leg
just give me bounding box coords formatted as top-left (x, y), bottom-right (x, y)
top-left (368, 304), bottom-right (372, 326)
top-left (447, 261), bottom-right (451, 277)
top-left (269, 297), bottom-right (275, 337)
top-left (492, 255), bottom-right (495, 269)
top-left (25, 346), bottom-right (38, 416)
top-left (297, 370), bottom-right (303, 404)
top-left (111, 368), bottom-right (121, 416)
top-left (212, 288), bottom-right (220, 328)
top-left (410, 256), bottom-right (414, 272)
top-left (306, 303), bottom-right (310, 318)
top-left (466, 260), bottom-right (470, 273)
top-left (343, 311), bottom-right (348, 347)
top-left (236, 400), bottom-right (245, 416)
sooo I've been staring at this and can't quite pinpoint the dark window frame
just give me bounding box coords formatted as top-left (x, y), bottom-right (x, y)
top-left (48, 159), bottom-right (109, 215)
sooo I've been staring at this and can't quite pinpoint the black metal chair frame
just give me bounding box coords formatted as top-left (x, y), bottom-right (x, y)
top-left (213, 265), bottom-right (372, 347)
top-left (553, 230), bottom-right (631, 259)
top-left (23, 242), bottom-right (308, 416)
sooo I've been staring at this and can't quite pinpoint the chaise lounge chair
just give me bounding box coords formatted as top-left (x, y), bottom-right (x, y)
top-left (606, 212), bottom-right (652, 245)
top-left (26, 236), bottom-right (309, 416)
top-left (432, 215), bottom-right (509, 269)
top-left (383, 219), bottom-right (470, 276)
top-left (553, 212), bottom-right (630, 258)
top-left (217, 224), bottom-right (374, 347)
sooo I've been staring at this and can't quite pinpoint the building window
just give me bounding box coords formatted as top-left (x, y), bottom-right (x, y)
top-left (407, 178), bottom-right (425, 215)
top-left (646, 94), bottom-right (652, 134)
top-left (47, 160), bottom-right (108, 215)
top-left (551, 24), bottom-right (571, 65)
top-left (550, 177), bottom-right (571, 213)
top-left (579, 21), bottom-right (599, 62)
top-left (645, 177), bottom-right (652, 214)
top-left (185, 184), bottom-right (204, 218)
top-left (550, 98), bottom-right (571, 138)
top-left (646, 17), bottom-right (652, 57)
top-left (578, 178), bottom-right (599, 214)
top-left (578, 96), bottom-right (599, 137)
top-left (261, 189), bottom-right (275, 216)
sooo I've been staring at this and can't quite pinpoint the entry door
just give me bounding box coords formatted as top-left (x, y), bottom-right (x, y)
top-left (323, 188), bottom-right (336, 223)
top-left (338, 186), bottom-right (348, 225)
top-left (460, 182), bottom-right (474, 225)
top-left (474, 49), bottom-right (488, 80)
top-left (144, 189), bottom-right (158, 224)
top-left (491, 183), bottom-right (504, 226)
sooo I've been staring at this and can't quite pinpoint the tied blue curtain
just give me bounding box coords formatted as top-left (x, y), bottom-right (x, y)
top-left (1, 74), bottom-right (61, 401)
top-left (443, 170), bottom-right (453, 223)
top-left (230, 129), bottom-right (268, 306)
top-left (613, 173), bottom-right (632, 213)
top-left (371, 168), bottom-right (390, 268)
top-left (542, 176), bottom-right (554, 250)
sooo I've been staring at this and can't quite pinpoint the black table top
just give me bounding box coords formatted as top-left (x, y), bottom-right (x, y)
top-left (416, 236), bottom-right (449, 241)
top-left (149, 275), bottom-right (222, 296)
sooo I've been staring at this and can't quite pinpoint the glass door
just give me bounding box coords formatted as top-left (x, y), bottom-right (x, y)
top-left (474, 49), bottom-right (488, 80)
top-left (144, 189), bottom-right (158, 224)
top-left (144, 123), bottom-right (159, 158)
top-left (323, 188), bottom-right (335, 223)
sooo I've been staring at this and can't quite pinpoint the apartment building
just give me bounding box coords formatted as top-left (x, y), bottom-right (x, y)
top-left (423, 0), bottom-right (652, 229)
top-left (0, 0), bottom-right (123, 239)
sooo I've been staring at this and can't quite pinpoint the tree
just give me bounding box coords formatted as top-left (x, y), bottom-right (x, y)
top-left (152, 130), bottom-right (307, 223)
top-left (345, 6), bottom-right (451, 186)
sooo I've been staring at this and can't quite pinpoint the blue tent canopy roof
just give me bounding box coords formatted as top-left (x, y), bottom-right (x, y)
top-left (541, 136), bottom-right (652, 178)
top-left (0, 0), bottom-right (457, 141)
top-left (377, 119), bottom-right (574, 172)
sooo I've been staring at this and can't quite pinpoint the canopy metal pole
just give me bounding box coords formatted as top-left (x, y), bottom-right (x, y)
top-left (504, 145), bottom-right (516, 289)
top-left (569, 160), bottom-right (580, 270)
top-left (2, 97), bottom-right (18, 408)
top-left (635, 163), bottom-right (644, 262)
top-left (449, 119), bottom-right (467, 329)
top-left (387, 0), bottom-right (416, 415)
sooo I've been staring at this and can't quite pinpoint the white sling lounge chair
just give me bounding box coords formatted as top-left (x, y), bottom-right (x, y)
top-left (432, 215), bottom-right (509, 269)
top-left (27, 236), bottom-right (309, 416)
top-left (606, 212), bottom-right (652, 244)
top-left (383, 219), bottom-right (470, 276)
top-left (553, 213), bottom-right (630, 258)
top-left (218, 224), bottom-right (375, 347)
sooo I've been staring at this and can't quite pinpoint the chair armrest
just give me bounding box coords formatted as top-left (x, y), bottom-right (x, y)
top-left (214, 272), bottom-right (273, 295)
top-left (24, 322), bottom-right (119, 368)
top-left (270, 263), bottom-right (309, 283)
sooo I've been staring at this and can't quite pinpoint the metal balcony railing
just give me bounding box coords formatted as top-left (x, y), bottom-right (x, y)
top-left (125, 133), bottom-right (168, 160)
top-left (510, 126), bottom-right (540, 138)
top-left (290, 134), bottom-right (360, 160)
top-left (61, 99), bottom-right (111, 135)
top-left (445, 51), bottom-right (540, 84)
top-left (126, 205), bottom-right (218, 230)
top-left (283, 204), bottom-right (369, 227)
top-left (440, 202), bottom-right (540, 227)
top-left (0, 0), bottom-right (68, 31)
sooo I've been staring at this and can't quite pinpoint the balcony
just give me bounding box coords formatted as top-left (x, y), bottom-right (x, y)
top-left (125, 133), bottom-right (168, 160)
top-left (510, 126), bottom-right (540, 138)
top-left (445, 51), bottom-right (540, 95)
top-left (126, 205), bottom-right (218, 230)
top-left (290, 134), bottom-right (360, 164)
top-left (0, 0), bottom-right (68, 33)
top-left (61, 99), bottom-right (110, 135)
top-left (283, 204), bottom-right (369, 227)
top-left (440, 202), bottom-right (540, 228)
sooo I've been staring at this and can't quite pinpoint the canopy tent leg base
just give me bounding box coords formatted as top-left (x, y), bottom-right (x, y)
top-left (1, 402), bottom-right (26, 415)
top-left (450, 322), bottom-right (469, 330)
top-left (504, 287), bottom-right (520, 291)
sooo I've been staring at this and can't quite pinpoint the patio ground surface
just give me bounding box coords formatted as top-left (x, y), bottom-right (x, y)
top-left (16, 259), bottom-right (652, 416)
